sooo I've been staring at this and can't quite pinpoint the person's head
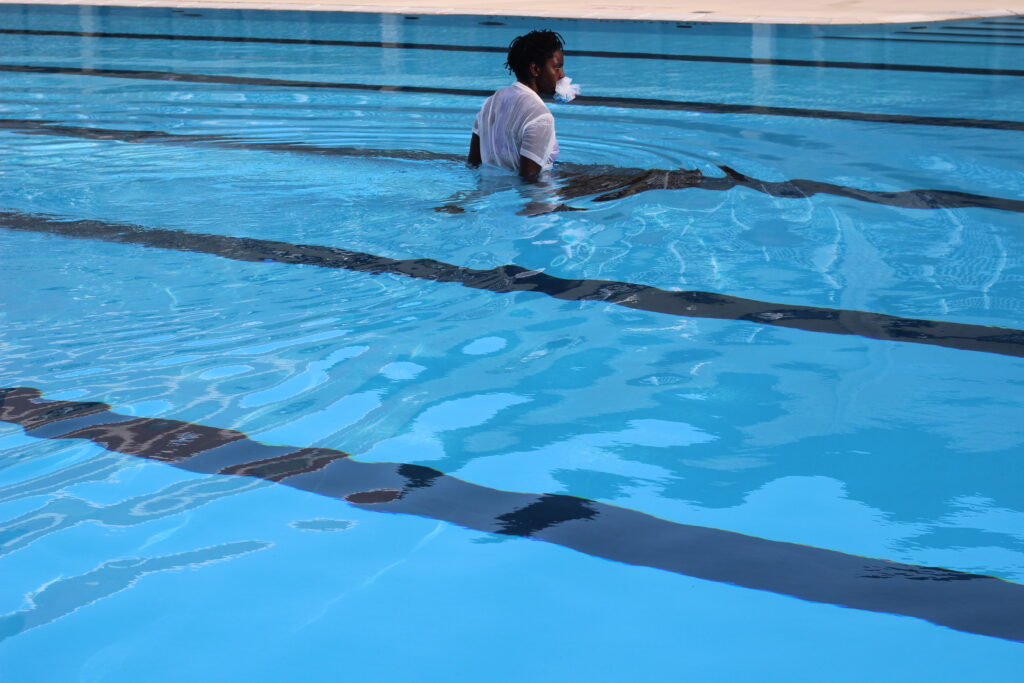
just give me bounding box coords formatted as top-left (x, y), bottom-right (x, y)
top-left (505, 30), bottom-right (565, 95)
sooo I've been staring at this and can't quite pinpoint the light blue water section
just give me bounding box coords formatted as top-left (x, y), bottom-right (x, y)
top-left (1, 5), bottom-right (1023, 682)
top-left (1, 116), bottom-right (1020, 328)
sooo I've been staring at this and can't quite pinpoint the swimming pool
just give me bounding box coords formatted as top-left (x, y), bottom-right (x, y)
top-left (1, 4), bottom-right (1023, 680)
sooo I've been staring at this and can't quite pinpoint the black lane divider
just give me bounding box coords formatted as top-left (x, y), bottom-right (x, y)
top-left (898, 30), bottom-right (1024, 40)
top-left (5, 118), bottom-right (1023, 215)
top-left (0, 118), bottom-right (463, 163)
top-left (554, 162), bottom-right (1024, 213)
top-left (823, 35), bottom-right (1024, 48)
top-left (4, 27), bottom-right (1023, 77)
top-left (947, 25), bottom-right (1024, 32)
top-left (2, 386), bottom-right (1023, 643)
top-left (2, 210), bottom-right (1023, 358)
top-left (2, 64), bottom-right (1023, 132)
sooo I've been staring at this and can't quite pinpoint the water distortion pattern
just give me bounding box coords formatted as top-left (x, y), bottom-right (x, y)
top-left (2, 210), bottom-right (1022, 358)
top-left (5, 117), bottom-right (1022, 213)
top-left (2, 387), bottom-right (1023, 643)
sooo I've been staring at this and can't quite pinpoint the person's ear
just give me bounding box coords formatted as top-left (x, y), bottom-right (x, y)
top-left (530, 62), bottom-right (541, 78)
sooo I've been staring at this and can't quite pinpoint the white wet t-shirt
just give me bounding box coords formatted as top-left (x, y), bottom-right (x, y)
top-left (472, 82), bottom-right (558, 173)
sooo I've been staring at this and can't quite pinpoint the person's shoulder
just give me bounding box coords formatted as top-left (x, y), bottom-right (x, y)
top-left (494, 82), bottom-right (527, 101)
top-left (481, 83), bottom-right (517, 109)
top-left (508, 81), bottom-right (541, 100)
top-left (509, 83), bottom-right (550, 115)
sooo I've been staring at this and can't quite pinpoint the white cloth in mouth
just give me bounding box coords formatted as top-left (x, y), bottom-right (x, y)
top-left (554, 77), bottom-right (581, 103)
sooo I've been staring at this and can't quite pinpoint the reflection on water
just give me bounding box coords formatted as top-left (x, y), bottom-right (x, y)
top-left (0, 476), bottom-right (265, 559)
top-left (290, 518), bottom-right (355, 532)
top-left (0, 454), bottom-right (129, 505)
top-left (0, 540), bottom-right (269, 641)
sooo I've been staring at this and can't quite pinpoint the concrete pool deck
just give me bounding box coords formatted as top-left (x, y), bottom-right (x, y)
top-left (2, 0), bottom-right (1023, 24)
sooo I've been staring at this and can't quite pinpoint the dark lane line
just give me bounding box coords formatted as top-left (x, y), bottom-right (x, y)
top-left (898, 30), bottom-right (1024, 40)
top-left (556, 162), bottom-right (1024, 213)
top-left (2, 387), bottom-right (1023, 644)
top-left (0, 118), bottom-right (463, 163)
top-left (5, 118), bottom-right (1022, 214)
top-left (2, 64), bottom-right (1023, 131)
top-left (948, 25), bottom-right (1024, 32)
top-left (0, 27), bottom-right (515, 52)
top-left (2, 210), bottom-right (1022, 358)
top-left (823, 35), bottom-right (1024, 48)
top-left (3, 27), bottom-right (1023, 76)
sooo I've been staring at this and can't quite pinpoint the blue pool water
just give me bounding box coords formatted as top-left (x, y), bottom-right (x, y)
top-left (1, 5), bottom-right (1023, 680)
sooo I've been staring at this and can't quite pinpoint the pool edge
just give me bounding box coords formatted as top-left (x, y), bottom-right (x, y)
top-left (0, 0), bottom-right (1021, 25)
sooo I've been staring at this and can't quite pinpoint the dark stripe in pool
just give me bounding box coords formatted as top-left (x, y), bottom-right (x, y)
top-left (945, 25), bottom-right (1024, 32)
top-left (822, 35), bottom-right (1024, 48)
top-left (555, 162), bottom-right (1024, 214)
top-left (1, 386), bottom-right (1022, 644)
top-left (0, 27), bottom-right (511, 52)
top-left (896, 30), bottom-right (1024, 40)
top-left (0, 117), bottom-right (463, 162)
top-left (3, 28), bottom-right (1022, 77)
top-left (1, 64), bottom-right (1022, 131)
top-left (2, 210), bottom-right (1022, 358)
top-left (4, 118), bottom-right (1022, 214)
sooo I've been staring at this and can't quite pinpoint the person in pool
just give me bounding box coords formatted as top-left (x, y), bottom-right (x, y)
top-left (467, 30), bottom-right (566, 181)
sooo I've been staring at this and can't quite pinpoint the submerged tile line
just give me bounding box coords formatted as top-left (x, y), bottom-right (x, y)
top-left (1, 386), bottom-right (1022, 644)
top-left (0, 118), bottom-right (465, 163)
top-left (897, 30), bottom-right (1024, 40)
top-left (944, 25), bottom-right (1024, 32)
top-left (0, 27), bottom-right (517, 52)
top-left (2, 210), bottom-right (1022, 358)
top-left (822, 35), bottom-right (1024, 48)
top-left (4, 28), bottom-right (1023, 77)
top-left (2, 64), bottom-right (1023, 132)
top-left (554, 162), bottom-right (1024, 214)
top-left (572, 98), bottom-right (1022, 132)
top-left (4, 118), bottom-right (1023, 215)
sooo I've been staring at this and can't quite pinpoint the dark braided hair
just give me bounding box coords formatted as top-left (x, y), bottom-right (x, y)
top-left (505, 30), bottom-right (565, 81)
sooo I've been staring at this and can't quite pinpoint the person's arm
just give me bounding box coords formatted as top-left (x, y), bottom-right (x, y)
top-left (519, 114), bottom-right (554, 183)
top-left (467, 133), bottom-right (481, 167)
top-left (519, 156), bottom-right (542, 182)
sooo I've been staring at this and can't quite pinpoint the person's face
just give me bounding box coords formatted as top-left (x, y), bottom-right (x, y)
top-left (531, 49), bottom-right (565, 96)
